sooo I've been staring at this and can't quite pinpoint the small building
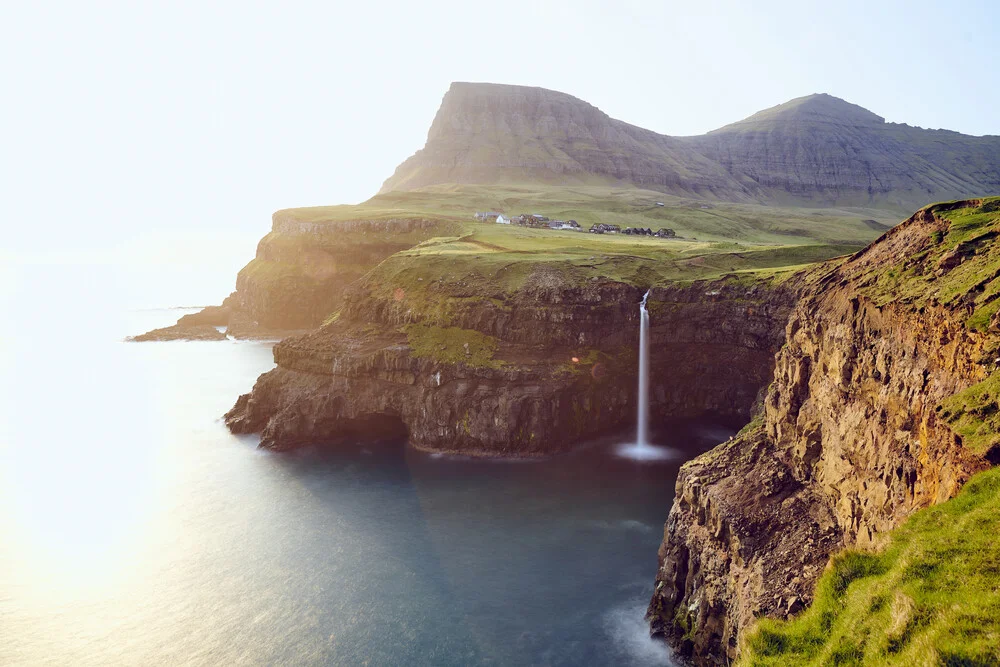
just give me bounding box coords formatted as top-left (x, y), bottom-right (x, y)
top-left (589, 223), bottom-right (620, 234)
top-left (655, 202), bottom-right (665, 207)
top-left (475, 211), bottom-right (502, 222)
top-left (497, 214), bottom-right (510, 225)
top-left (521, 214), bottom-right (550, 227)
top-left (655, 228), bottom-right (677, 238)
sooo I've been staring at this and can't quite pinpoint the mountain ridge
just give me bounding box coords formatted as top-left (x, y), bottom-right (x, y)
top-left (380, 83), bottom-right (1000, 210)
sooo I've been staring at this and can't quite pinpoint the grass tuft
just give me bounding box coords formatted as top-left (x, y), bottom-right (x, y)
top-left (738, 467), bottom-right (1000, 666)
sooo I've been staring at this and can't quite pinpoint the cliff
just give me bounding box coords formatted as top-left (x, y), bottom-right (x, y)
top-left (379, 82), bottom-right (754, 201)
top-left (225, 272), bottom-right (802, 455)
top-left (131, 212), bottom-right (462, 340)
top-left (685, 94), bottom-right (1000, 210)
top-left (382, 83), bottom-right (1000, 211)
top-left (647, 198), bottom-right (1000, 665)
top-left (229, 214), bottom-right (459, 330)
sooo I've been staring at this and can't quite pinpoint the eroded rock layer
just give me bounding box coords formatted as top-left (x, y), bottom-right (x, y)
top-left (225, 277), bottom-right (800, 455)
top-left (647, 201), bottom-right (995, 665)
top-left (131, 215), bottom-right (458, 340)
top-left (381, 83), bottom-right (1000, 210)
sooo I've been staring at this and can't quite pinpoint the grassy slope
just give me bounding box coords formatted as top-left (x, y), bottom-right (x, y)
top-left (280, 184), bottom-right (896, 245)
top-left (739, 198), bottom-right (1000, 666)
top-left (255, 184), bottom-right (892, 327)
top-left (741, 468), bottom-right (1000, 666)
top-left (853, 198), bottom-right (1000, 322)
top-left (272, 182), bottom-right (892, 296)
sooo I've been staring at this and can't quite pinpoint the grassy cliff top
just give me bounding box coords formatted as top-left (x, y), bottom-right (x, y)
top-left (850, 197), bottom-right (1000, 329)
top-left (255, 184), bottom-right (898, 324)
top-left (740, 466), bottom-right (1000, 666)
top-left (354, 219), bottom-right (857, 323)
top-left (274, 184), bottom-right (895, 246)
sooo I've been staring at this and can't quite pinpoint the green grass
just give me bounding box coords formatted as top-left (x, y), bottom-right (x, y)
top-left (279, 183), bottom-right (897, 246)
top-left (740, 467), bottom-right (1000, 666)
top-left (853, 197), bottom-right (1000, 321)
top-left (403, 323), bottom-right (503, 368)
top-left (353, 223), bottom-right (854, 324)
top-left (255, 183), bottom-right (897, 325)
top-left (938, 373), bottom-right (1000, 458)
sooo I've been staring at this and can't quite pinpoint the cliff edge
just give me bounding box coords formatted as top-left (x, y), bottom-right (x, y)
top-left (648, 198), bottom-right (1000, 664)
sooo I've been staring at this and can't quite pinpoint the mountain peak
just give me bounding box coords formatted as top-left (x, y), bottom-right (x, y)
top-left (379, 83), bottom-right (1000, 209)
top-left (714, 93), bottom-right (885, 131)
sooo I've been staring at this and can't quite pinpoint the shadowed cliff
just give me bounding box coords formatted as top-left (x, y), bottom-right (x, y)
top-left (648, 197), bottom-right (1000, 665)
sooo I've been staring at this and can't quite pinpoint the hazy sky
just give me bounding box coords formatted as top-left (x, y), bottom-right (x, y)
top-left (3, 0), bottom-right (998, 256)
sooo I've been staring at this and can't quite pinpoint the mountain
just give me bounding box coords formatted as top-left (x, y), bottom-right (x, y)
top-left (686, 93), bottom-right (1000, 209)
top-left (380, 83), bottom-right (1000, 210)
top-left (379, 82), bottom-right (754, 201)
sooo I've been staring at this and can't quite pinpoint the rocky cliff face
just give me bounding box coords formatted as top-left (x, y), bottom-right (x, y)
top-left (132, 213), bottom-right (459, 340)
top-left (647, 200), bottom-right (998, 665)
top-left (379, 82), bottom-right (753, 201)
top-left (382, 83), bottom-right (1000, 211)
top-left (685, 94), bottom-right (1000, 210)
top-left (230, 216), bottom-right (451, 330)
top-left (225, 276), bottom-right (800, 455)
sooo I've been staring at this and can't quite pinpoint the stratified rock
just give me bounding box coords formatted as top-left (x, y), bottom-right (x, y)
top-left (647, 201), bottom-right (993, 665)
top-left (380, 82), bottom-right (753, 201)
top-left (225, 277), bottom-right (801, 455)
top-left (381, 83), bottom-right (1000, 210)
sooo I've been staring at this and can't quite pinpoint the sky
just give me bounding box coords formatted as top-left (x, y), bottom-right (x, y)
top-left (2, 0), bottom-right (998, 276)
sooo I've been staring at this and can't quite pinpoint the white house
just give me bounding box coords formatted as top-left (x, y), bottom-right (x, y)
top-left (496, 214), bottom-right (510, 224)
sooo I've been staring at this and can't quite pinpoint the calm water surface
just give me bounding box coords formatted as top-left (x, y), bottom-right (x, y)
top-left (0, 267), bottom-right (734, 666)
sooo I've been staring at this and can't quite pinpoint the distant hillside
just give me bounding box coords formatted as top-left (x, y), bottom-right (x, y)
top-left (380, 83), bottom-right (1000, 211)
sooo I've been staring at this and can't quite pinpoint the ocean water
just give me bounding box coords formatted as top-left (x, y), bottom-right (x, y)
top-left (0, 260), bottom-right (734, 666)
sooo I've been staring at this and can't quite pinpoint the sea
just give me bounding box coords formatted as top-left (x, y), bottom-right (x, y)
top-left (0, 252), bottom-right (734, 666)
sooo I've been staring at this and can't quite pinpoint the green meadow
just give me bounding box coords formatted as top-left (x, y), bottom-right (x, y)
top-left (279, 183), bottom-right (897, 246)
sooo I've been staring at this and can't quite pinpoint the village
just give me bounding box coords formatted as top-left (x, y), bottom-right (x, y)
top-left (473, 211), bottom-right (677, 238)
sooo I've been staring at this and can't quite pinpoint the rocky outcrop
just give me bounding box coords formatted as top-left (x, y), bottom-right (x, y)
top-left (380, 82), bottom-right (753, 200)
top-left (225, 276), bottom-right (801, 454)
top-left (131, 215), bottom-right (457, 341)
top-left (685, 94), bottom-right (1000, 210)
top-left (232, 217), bottom-right (451, 330)
top-left (127, 323), bottom-right (227, 342)
top-left (127, 300), bottom-right (232, 341)
top-left (381, 83), bottom-right (1000, 210)
top-left (647, 202), bottom-right (996, 665)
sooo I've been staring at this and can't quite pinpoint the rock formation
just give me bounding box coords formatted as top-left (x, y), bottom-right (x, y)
top-left (225, 277), bottom-right (800, 454)
top-left (647, 199), bottom-right (999, 665)
top-left (131, 215), bottom-right (459, 340)
top-left (380, 82), bottom-right (753, 201)
top-left (382, 83), bottom-right (1000, 210)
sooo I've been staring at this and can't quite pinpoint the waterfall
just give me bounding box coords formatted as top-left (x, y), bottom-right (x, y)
top-left (637, 289), bottom-right (650, 447)
top-left (616, 289), bottom-right (674, 462)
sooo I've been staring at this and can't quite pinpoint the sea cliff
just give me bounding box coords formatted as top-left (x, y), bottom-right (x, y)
top-left (647, 199), bottom-right (1000, 665)
top-left (225, 275), bottom-right (800, 454)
